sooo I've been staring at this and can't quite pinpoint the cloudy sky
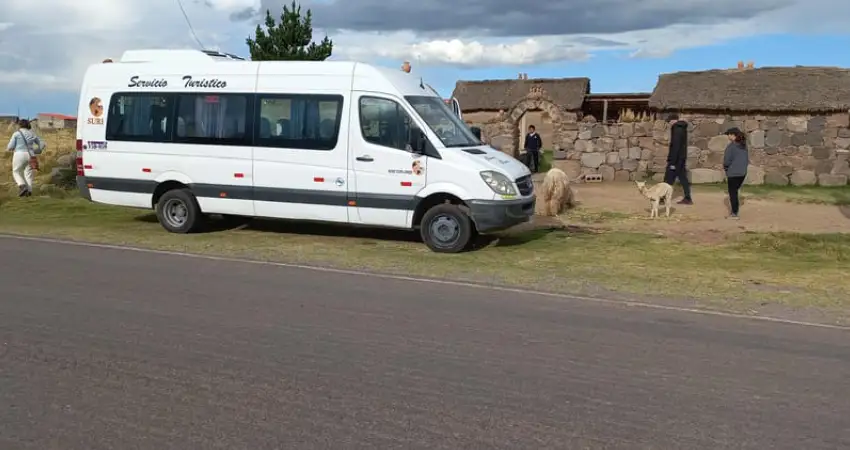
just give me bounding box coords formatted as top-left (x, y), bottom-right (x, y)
top-left (1, 0), bottom-right (849, 116)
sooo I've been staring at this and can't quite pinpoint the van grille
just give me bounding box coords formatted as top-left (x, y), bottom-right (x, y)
top-left (515, 175), bottom-right (533, 196)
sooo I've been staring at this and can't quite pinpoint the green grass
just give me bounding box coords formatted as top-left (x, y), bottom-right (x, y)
top-left (694, 183), bottom-right (850, 205)
top-left (1, 194), bottom-right (849, 321)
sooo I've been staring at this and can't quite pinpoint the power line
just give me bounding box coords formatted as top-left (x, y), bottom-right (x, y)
top-left (175, 0), bottom-right (204, 49)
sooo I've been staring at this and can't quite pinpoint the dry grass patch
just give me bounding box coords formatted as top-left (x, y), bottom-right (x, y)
top-left (0, 126), bottom-right (76, 192)
top-left (1, 196), bottom-right (849, 323)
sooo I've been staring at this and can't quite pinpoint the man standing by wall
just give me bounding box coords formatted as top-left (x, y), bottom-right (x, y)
top-left (524, 125), bottom-right (543, 173)
top-left (664, 113), bottom-right (693, 205)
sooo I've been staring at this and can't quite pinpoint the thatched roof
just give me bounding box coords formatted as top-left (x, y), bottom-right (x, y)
top-left (451, 78), bottom-right (590, 112)
top-left (649, 67), bottom-right (850, 112)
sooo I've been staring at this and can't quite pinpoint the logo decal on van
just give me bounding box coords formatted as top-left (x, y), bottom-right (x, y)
top-left (87, 97), bottom-right (104, 125)
top-left (128, 76), bottom-right (168, 88)
top-left (84, 141), bottom-right (107, 150)
top-left (182, 76), bottom-right (227, 89)
top-left (412, 160), bottom-right (424, 175)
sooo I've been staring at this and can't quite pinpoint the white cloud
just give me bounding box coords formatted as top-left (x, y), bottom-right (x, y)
top-left (205, 0), bottom-right (260, 11)
top-left (336, 34), bottom-right (592, 66)
top-left (0, 0), bottom-right (847, 94)
top-left (327, 20), bottom-right (759, 66)
top-left (0, 0), bottom-right (246, 93)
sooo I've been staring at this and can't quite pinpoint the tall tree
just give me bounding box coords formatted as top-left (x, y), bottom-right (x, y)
top-left (246, 1), bottom-right (333, 61)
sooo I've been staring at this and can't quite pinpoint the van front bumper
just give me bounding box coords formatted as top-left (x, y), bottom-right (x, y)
top-left (468, 196), bottom-right (535, 233)
top-left (76, 176), bottom-right (92, 201)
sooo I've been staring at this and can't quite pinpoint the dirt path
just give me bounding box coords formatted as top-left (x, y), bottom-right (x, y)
top-left (544, 182), bottom-right (849, 238)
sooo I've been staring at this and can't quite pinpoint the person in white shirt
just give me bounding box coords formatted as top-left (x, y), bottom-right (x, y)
top-left (6, 119), bottom-right (45, 197)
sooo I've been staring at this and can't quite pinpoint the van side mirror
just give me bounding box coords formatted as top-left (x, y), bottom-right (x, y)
top-left (408, 128), bottom-right (427, 154)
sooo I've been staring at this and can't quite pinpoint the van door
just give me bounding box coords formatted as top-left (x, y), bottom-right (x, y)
top-left (252, 93), bottom-right (350, 223)
top-left (349, 93), bottom-right (427, 228)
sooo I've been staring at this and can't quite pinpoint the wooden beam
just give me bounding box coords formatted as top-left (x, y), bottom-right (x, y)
top-left (602, 100), bottom-right (608, 123)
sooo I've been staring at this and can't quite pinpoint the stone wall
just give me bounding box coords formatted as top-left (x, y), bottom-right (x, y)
top-left (552, 112), bottom-right (850, 186)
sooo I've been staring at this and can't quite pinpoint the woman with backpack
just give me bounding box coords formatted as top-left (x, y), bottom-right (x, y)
top-left (6, 119), bottom-right (45, 197)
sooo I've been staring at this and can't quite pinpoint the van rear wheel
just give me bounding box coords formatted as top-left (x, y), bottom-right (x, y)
top-left (155, 188), bottom-right (203, 234)
top-left (420, 204), bottom-right (474, 253)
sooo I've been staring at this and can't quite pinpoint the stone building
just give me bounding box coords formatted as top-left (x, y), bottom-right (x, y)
top-left (451, 77), bottom-right (589, 156)
top-left (557, 66), bottom-right (850, 185)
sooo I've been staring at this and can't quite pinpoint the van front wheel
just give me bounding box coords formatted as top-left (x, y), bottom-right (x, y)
top-left (420, 204), bottom-right (474, 253)
top-left (155, 188), bottom-right (203, 234)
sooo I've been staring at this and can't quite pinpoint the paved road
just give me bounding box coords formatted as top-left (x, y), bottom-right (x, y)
top-left (1, 237), bottom-right (849, 449)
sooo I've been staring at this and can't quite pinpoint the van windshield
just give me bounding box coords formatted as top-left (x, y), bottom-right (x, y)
top-left (405, 96), bottom-right (480, 148)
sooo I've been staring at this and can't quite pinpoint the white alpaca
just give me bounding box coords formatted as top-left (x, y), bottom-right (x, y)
top-left (538, 168), bottom-right (575, 216)
top-left (634, 181), bottom-right (674, 218)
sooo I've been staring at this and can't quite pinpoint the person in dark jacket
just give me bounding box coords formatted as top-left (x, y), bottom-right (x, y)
top-left (664, 114), bottom-right (693, 205)
top-left (723, 127), bottom-right (749, 219)
top-left (523, 125), bottom-right (543, 173)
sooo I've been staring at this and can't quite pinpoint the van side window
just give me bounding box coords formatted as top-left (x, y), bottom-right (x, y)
top-left (255, 94), bottom-right (343, 151)
top-left (358, 97), bottom-right (414, 151)
top-left (175, 94), bottom-right (251, 146)
top-left (106, 93), bottom-right (174, 142)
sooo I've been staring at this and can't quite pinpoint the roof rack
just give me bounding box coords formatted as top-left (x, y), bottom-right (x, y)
top-left (119, 49), bottom-right (247, 64)
top-left (200, 50), bottom-right (246, 61)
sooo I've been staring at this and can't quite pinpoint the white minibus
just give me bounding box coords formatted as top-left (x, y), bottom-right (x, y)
top-left (75, 49), bottom-right (534, 252)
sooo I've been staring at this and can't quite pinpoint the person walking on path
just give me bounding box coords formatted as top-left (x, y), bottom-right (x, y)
top-left (6, 119), bottom-right (45, 197)
top-left (523, 125), bottom-right (543, 173)
top-left (664, 114), bottom-right (693, 205)
top-left (723, 127), bottom-right (749, 219)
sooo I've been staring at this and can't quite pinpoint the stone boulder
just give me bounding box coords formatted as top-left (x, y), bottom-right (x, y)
top-left (832, 153), bottom-right (850, 176)
top-left (599, 165), bottom-right (615, 181)
top-left (707, 135), bottom-right (728, 152)
top-left (786, 116), bottom-right (808, 133)
top-left (688, 168), bottom-right (725, 184)
top-left (581, 152), bottom-right (605, 169)
top-left (621, 159), bottom-right (639, 171)
top-left (834, 137), bottom-right (850, 149)
top-left (790, 170), bottom-right (817, 186)
top-left (765, 128), bottom-right (783, 147)
top-left (765, 171), bottom-right (790, 185)
top-left (574, 140), bottom-right (591, 152)
top-left (744, 165), bottom-right (765, 185)
top-left (817, 173), bottom-right (848, 186)
top-left (749, 130), bottom-right (765, 148)
top-left (687, 146), bottom-right (700, 158)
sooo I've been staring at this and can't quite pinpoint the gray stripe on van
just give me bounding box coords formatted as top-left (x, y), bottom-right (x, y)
top-left (83, 177), bottom-right (420, 211)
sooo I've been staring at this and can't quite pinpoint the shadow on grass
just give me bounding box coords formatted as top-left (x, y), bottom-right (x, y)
top-left (133, 213), bottom-right (561, 248)
top-left (134, 213), bottom-right (422, 242)
top-left (483, 224), bottom-right (600, 248)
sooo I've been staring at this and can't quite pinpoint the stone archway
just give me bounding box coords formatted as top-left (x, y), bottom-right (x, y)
top-left (508, 96), bottom-right (567, 157)
top-left (476, 87), bottom-right (579, 157)
top-left (490, 86), bottom-right (566, 157)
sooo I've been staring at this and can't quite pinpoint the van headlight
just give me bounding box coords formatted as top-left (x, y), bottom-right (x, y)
top-left (480, 171), bottom-right (517, 195)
